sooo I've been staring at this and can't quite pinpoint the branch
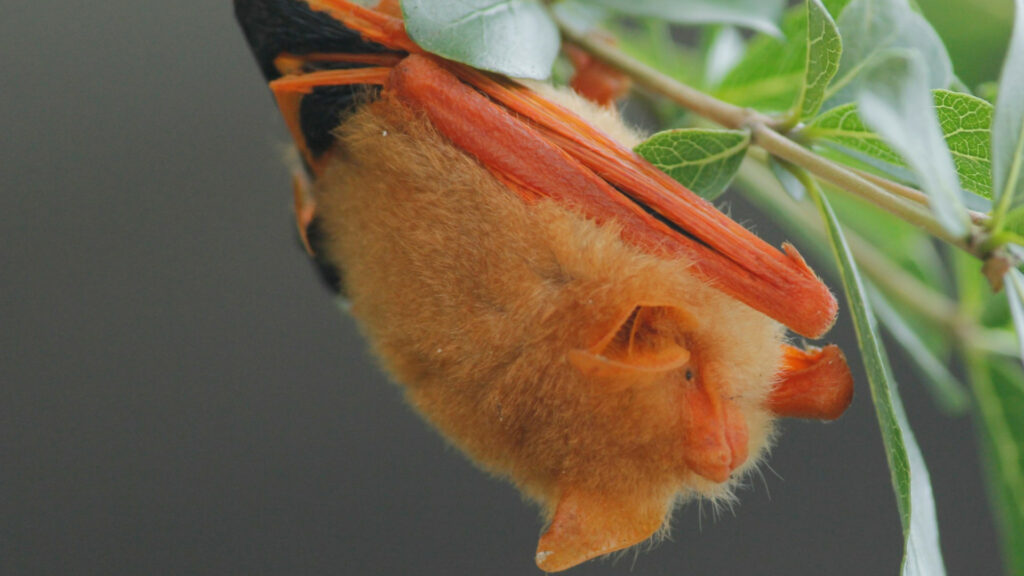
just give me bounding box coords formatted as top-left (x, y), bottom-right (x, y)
top-left (736, 157), bottom-right (958, 327)
top-left (555, 19), bottom-right (996, 262)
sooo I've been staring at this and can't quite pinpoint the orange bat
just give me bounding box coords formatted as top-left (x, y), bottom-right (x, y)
top-left (235, 0), bottom-right (854, 571)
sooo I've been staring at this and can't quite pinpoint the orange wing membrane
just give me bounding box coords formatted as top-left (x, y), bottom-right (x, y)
top-left (237, 0), bottom-right (837, 339)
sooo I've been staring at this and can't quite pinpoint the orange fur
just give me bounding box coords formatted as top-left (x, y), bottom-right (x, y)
top-left (565, 42), bottom-right (633, 107)
top-left (315, 96), bottom-right (790, 570)
top-left (237, 0), bottom-right (853, 570)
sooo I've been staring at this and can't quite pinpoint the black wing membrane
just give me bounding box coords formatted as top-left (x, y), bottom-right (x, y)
top-left (235, 0), bottom-right (394, 81)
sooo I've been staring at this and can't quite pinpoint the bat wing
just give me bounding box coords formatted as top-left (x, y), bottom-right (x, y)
top-left (235, 0), bottom-right (839, 339)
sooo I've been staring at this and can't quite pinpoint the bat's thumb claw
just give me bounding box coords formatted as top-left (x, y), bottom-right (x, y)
top-left (769, 344), bottom-right (854, 421)
top-left (782, 242), bottom-right (815, 276)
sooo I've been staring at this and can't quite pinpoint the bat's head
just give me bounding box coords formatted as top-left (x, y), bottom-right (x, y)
top-left (570, 302), bottom-right (778, 486)
top-left (498, 200), bottom-right (790, 503)
top-left (524, 206), bottom-right (851, 571)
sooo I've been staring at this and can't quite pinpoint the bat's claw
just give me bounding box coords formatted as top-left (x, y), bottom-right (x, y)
top-left (564, 42), bottom-right (632, 107)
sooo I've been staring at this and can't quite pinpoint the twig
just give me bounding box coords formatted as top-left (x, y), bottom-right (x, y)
top-left (844, 166), bottom-right (990, 225)
top-left (737, 158), bottom-right (959, 327)
top-left (555, 18), bottom-right (995, 262)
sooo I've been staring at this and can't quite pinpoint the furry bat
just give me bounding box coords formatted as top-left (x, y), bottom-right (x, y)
top-left (234, 0), bottom-right (855, 571)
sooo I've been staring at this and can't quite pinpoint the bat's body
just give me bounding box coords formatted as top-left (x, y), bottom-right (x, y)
top-left (322, 96), bottom-right (785, 569)
top-left (235, 0), bottom-right (855, 570)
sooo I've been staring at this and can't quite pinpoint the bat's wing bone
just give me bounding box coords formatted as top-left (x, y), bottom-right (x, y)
top-left (256, 0), bottom-right (839, 340)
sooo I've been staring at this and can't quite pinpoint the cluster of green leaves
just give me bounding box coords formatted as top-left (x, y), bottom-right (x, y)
top-left (399, 0), bottom-right (1024, 574)
top-left (631, 2), bottom-right (1024, 574)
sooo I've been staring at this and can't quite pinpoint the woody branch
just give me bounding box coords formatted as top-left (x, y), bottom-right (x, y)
top-left (554, 14), bottom-right (1013, 274)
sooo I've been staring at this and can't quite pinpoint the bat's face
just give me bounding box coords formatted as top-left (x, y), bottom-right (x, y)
top-left (569, 302), bottom-right (782, 486)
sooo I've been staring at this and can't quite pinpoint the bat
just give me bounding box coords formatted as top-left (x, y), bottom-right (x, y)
top-left (234, 0), bottom-right (855, 571)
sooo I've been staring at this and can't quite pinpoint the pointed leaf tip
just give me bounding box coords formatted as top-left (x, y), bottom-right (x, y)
top-left (991, 0), bottom-right (1024, 222)
top-left (857, 51), bottom-right (970, 238)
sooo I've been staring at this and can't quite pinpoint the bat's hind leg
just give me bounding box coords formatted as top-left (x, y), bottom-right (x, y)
top-left (536, 488), bottom-right (669, 572)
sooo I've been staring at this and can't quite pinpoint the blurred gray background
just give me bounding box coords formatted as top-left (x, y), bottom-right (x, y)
top-left (1, 1), bottom-right (1012, 574)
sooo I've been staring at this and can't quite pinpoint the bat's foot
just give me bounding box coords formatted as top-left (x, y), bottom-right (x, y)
top-left (536, 488), bottom-right (668, 572)
top-left (564, 42), bottom-right (632, 107)
top-left (768, 344), bottom-right (854, 420)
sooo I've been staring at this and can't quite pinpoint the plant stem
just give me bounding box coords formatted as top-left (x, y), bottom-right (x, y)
top-left (556, 19), bottom-right (991, 260)
top-left (741, 159), bottom-right (1020, 357)
top-left (737, 158), bottom-right (959, 327)
top-left (844, 166), bottom-right (990, 225)
top-left (752, 127), bottom-right (972, 250)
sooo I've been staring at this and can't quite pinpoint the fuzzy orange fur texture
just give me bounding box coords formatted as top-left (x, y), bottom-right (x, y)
top-left (233, 0), bottom-right (853, 570)
top-left (315, 96), bottom-right (794, 571)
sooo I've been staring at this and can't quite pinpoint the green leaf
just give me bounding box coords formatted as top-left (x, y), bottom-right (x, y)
top-left (715, 6), bottom-right (807, 113)
top-left (823, 0), bottom-right (851, 15)
top-left (808, 176), bottom-right (947, 576)
top-left (825, 0), bottom-right (953, 108)
top-left (991, 0), bottom-right (1024, 223)
top-left (804, 103), bottom-right (904, 166)
top-left (704, 26), bottom-right (745, 87)
top-left (792, 0), bottom-right (842, 121)
top-left (582, 0), bottom-right (785, 36)
top-left (869, 286), bottom-right (968, 414)
top-left (402, 0), bottom-right (559, 80)
top-left (769, 157), bottom-right (807, 201)
top-left (857, 52), bottom-right (970, 237)
top-left (933, 90), bottom-right (995, 199)
top-left (837, 197), bottom-right (948, 298)
top-left (804, 90), bottom-right (995, 198)
top-left (955, 252), bottom-right (1024, 576)
top-left (1000, 206), bottom-right (1024, 244)
top-left (610, 19), bottom-right (704, 89)
top-left (977, 81), bottom-right (999, 105)
top-left (965, 354), bottom-right (1024, 576)
top-left (549, 0), bottom-right (607, 36)
top-left (635, 129), bottom-right (750, 200)
top-left (1006, 269), bottom-right (1024, 366)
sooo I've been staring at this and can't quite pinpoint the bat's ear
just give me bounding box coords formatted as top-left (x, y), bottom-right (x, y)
top-left (569, 303), bottom-right (695, 382)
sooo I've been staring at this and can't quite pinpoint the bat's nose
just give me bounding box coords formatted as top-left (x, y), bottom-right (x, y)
top-left (681, 379), bottom-right (749, 483)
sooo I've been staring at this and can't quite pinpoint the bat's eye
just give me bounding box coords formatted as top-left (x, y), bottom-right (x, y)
top-left (684, 367), bottom-right (695, 381)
